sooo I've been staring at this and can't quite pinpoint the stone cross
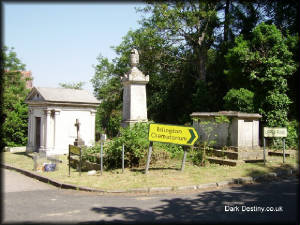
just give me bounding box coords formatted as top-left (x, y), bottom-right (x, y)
top-left (74, 119), bottom-right (80, 140)
top-left (74, 119), bottom-right (85, 147)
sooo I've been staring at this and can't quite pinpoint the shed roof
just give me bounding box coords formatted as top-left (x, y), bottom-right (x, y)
top-left (25, 87), bottom-right (100, 105)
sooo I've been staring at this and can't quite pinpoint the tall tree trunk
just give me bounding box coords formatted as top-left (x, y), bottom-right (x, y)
top-left (196, 29), bottom-right (207, 82)
top-left (224, 0), bottom-right (230, 42)
top-left (198, 49), bottom-right (206, 82)
top-left (195, 45), bottom-right (207, 82)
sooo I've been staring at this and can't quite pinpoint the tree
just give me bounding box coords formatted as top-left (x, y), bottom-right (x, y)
top-left (223, 88), bottom-right (254, 112)
top-left (91, 1), bottom-right (298, 134)
top-left (139, 1), bottom-right (220, 82)
top-left (110, 2), bottom-right (221, 123)
top-left (91, 55), bottom-right (122, 137)
top-left (225, 23), bottom-right (297, 127)
top-left (1, 46), bottom-right (30, 147)
top-left (59, 81), bottom-right (85, 89)
top-left (262, 0), bottom-right (299, 35)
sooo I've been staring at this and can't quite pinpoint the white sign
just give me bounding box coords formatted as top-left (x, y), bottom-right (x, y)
top-left (100, 134), bottom-right (107, 142)
top-left (264, 127), bottom-right (287, 138)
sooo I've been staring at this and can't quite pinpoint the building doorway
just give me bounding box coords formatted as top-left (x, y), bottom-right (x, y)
top-left (35, 117), bottom-right (41, 152)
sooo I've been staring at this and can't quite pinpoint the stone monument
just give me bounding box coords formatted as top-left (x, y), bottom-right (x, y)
top-left (74, 119), bottom-right (85, 147)
top-left (121, 49), bottom-right (149, 127)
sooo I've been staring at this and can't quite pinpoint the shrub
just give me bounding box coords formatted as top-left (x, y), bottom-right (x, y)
top-left (267, 120), bottom-right (299, 150)
top-left (81, 144), bottom-right (102, 164)
top-left (83, 122), bottom-right (184, 169)
top-left (154, 142), bottom-right (183, 159)
top-left (286, 120), bottom-right (299, 149)
top-left (190, 146), bottom-right (205, 166)
top-left (223, 88), bottom-right (254, 113)
top-left (104, 122), bottom-right (150, 169)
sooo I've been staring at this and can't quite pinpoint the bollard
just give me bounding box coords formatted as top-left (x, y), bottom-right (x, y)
top-left (100, 141), bottom-right (103, 175)
top-left (145, 142), bottom-right (153, 174)
top-left (181, 147), bottom-right (188, 172)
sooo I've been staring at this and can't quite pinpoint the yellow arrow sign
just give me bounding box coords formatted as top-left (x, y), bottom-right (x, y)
top-left (148, 123), bottom-right (199, 146)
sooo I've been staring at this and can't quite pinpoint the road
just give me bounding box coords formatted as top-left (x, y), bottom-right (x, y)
top-left (2, 168), bottom-right (299, 224)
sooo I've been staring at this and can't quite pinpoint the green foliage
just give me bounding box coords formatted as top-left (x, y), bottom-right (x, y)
top-left (190, 146), bottom-right (207, 167)
top-left (90, 2), bottom-right (298, 140)
top-left (191, 116), bottom-right (229, 166)
top-left (91, 2), bottom-right (224, 127)
top-left (154, 142), bottom-right (183, 159)
top-left (286, 120), bottom-right (299, 149)
top-left (223, 88), bottom-right (254, 112)
top-left (105, 122), bottom-right (149, 169)
top-left (2, 101), bottom-right (28, 146)
top-left (91, 55), bottom-right (122, 137)
top-left (2, 46), bottom-right (30, 147)
top-left (59, 81), bottom-right (85, 90)
top-left (82, 122), bottom-right (183, 169)
top-left (225, 23), bottom-right (297, 127)
top-left (192, 80), bottom-right (218, 112)
top-left (81, 144), bottom-right (102, 164)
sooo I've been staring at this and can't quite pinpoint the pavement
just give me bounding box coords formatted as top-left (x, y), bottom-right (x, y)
top-left (2, 168), bottom-right (299, 223)
top-left (2, 167), bottom-right (55, 193)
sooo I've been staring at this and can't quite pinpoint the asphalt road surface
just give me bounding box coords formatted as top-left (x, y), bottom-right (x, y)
top-left (2, 168), bottom-right (299, 224)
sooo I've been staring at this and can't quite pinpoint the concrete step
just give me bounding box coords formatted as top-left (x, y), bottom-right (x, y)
top-left (268, 150), bottom-right (296, 157)
top-left (238, 150), bottom-right (264, 160)
top-left (209, 149), bottom-right (265, 161)
top-left (244, 159), bottom-right (265, 163)
top-left (209, 149), bottom-right (239, 160)
top-left (207, 157), bottom-right (244, 166)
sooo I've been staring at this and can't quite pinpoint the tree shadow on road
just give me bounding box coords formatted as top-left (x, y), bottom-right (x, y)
top-left (79, 179), bottom-right (299, 224)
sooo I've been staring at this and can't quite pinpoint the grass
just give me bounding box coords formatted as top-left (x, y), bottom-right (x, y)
top-left (2, 151), bottom-right (298, 191)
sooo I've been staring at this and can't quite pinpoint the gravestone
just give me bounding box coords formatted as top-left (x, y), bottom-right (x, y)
top-left (121, 49), bottom-right (149, 127)
top-left (74, 119), bottom-right (85, 147)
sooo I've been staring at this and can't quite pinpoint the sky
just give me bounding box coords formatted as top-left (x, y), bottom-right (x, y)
top-left (4, 2), bottom-right (146, 94)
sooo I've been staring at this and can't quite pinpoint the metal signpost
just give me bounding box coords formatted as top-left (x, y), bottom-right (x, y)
top-left (122, 143), bottom-right (125, 173)
top-left (145, 123), bottom-right (199, 174)
top-left (69, 144), bottom-right (82, 176)
top-left (263, 127), bottom-right (287, 165)
top-left (100, 134), bottom-right (107, 175)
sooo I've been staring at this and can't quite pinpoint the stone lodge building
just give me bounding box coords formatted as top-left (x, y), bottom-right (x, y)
top-left (25, 87), bottom-right (100, 155)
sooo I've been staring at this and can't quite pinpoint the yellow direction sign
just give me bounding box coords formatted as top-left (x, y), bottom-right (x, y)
top-left (148, 123), bottom-right (199, 146)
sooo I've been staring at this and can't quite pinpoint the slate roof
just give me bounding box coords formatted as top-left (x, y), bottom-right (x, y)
top-left (26, 87), bottom-right (100, 104)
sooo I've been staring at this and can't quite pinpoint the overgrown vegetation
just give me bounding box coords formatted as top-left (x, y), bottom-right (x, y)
top-left (82, 122), bottom-right (183, 169)
top-left (286, 120), bottom-right (299, 149)
top-left (191, 116), bottom-right (230, 166)
top-left (225, 23), bottom-right (297, 127)
top-left (1, 46), bottom-right (31, 148)
top-left (223, 88), bottom-right (254, 113)
top-left (92, 1), bottom-right (299, 144)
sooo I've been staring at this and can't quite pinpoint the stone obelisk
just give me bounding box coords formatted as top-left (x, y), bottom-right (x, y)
top-left (121, 49), bottom-right (149, 127)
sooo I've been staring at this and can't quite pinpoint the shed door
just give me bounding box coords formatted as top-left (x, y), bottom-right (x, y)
top-left (35, 117), bottom-right (41, 152)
